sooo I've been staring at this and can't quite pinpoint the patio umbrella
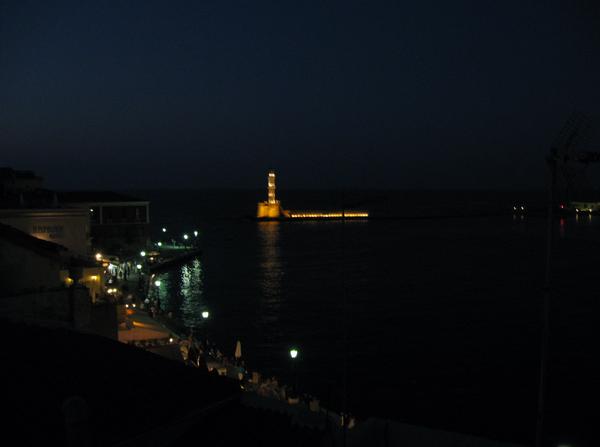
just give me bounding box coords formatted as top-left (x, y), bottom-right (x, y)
top-left (234, 340), bottom-right (242, 359)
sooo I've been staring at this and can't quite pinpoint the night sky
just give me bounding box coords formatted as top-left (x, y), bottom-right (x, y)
top-left (2, 1), bottom-right (600, 190)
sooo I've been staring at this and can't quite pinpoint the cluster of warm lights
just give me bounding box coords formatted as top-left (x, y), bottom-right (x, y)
top-left (289, 212), bottom-right (369, 218)
top-left (342, 212), bottom-right (368, 217)
top-left (107, 288), bottom-right (118, 294)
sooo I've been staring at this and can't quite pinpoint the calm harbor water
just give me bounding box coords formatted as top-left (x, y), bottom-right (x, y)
top-left (136, 190), bottom-right (599, 446)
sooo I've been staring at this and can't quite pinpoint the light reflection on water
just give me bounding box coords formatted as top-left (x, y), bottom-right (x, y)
top-left (257, 221), bottom-right (283, 324)
top-left (180, 259), bottom-right (205, 328)
top-left (158, 257), bottom-right (206, 329)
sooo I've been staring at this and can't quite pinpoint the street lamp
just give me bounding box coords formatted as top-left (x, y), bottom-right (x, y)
top-left (95, 252), bottom-right (102, 261)
top-left (136, 264), bottom-right (142, 270)
top-left (157, 241), bottom-right (162, 247)
top-left (154, 280), bottom-right (161, 313)
top-left (201, 310), bottom-right (209, 344)
top-left (183, 234), bottom-right (189, 241)
top-left (289, 348), bottom-right (300, 395)
top-left (140, 251), bottom-right (146, 257)
top-left (162, 227), bottom-right (167, 233)
top-left (194, 230), bottom-right (198, 237)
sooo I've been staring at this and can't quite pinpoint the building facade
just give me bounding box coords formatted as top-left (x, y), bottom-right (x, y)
top-left (59, 191), bottom-right (150, 254)
top-left (0, 208), bottom-right (90, 256)
top-left (0, 222), bottom-right (66, 296)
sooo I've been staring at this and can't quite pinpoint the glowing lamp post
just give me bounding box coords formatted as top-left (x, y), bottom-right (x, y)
top-left (154, 280), bottom-right (162, 287)
top-left (136, 264), bottom-right (142, 270)
top-left (95, 252), bottom-right (102, 261)
top-left (140, 250), bottom-right (146, 257)
top-left (194, 230), bottom-right (198, 237)
top-left (162, 227), bottom-right (167, 233)
top-left (289, 348), bottom-right (299, 359)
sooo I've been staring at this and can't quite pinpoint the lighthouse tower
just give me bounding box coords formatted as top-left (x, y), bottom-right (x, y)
top-left (267, 171), bottom-right (277, 204)
top-left (257, 170), bottom-right (282, 218)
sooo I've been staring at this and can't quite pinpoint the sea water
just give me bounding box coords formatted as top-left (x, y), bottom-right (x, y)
top-left (136, 189), bottom-right (600, 445)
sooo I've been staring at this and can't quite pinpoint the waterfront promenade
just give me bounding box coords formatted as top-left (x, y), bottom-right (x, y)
top-left (118, 309), bottom-right (171, 342)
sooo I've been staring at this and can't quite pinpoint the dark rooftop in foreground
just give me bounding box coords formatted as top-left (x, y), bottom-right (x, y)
top-left (2, 319), bottom-right (332, 446)
top-left (3, 319), bottom-right (240, 446)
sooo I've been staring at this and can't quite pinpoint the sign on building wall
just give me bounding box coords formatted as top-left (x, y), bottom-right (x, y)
top-left (32, 224), bottom-right (65, 240)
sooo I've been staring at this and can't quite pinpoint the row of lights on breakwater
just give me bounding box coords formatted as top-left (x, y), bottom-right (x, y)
top-left (141, 227), bottom-right (202, 248)
top-left (513, 204), bottom-right (597, 215)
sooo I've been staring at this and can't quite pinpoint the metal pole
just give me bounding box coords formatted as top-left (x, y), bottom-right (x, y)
top-left (535, 154), bottom-right (555, 447)
top-left (292, 359), bottom-right (298, 394)
top-left (204, 321), bottom-right (208, 345)
top-left (341, 190), bottom-right (348, 447)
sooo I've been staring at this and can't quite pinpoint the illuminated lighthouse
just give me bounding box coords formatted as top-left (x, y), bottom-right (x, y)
top-left (255, 170), bottom-right (369, 219)
top-left (257, 170), bottom-right (283, 218)
top-left (267, 171), bottom-right (277, 204)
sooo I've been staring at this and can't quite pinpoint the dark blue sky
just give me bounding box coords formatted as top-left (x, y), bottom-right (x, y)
top-left (2, 1), bottom-right (600, 189)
